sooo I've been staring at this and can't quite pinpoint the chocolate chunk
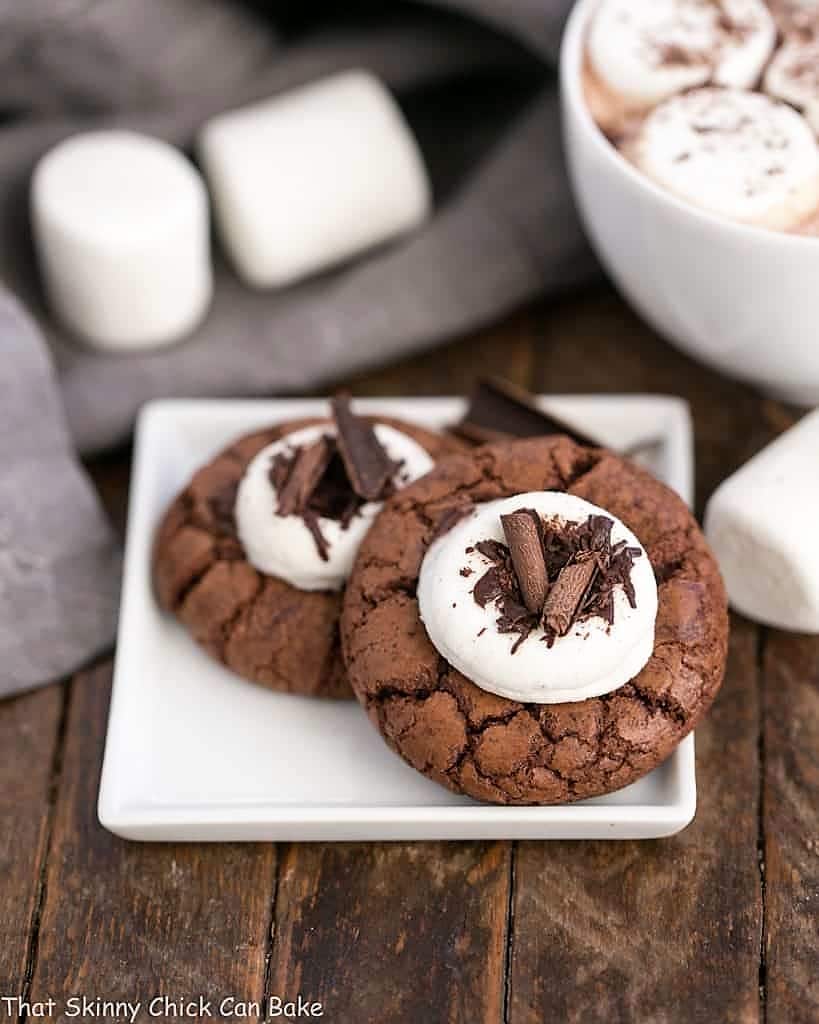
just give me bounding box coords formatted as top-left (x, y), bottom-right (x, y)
top-left (543, 556), bottom-right (600, 637)
top-left (471, 540), bottom-right (537, 653)
top-left (585, 514), bottom-right (615, 554)
top-left (270, 398), bottom-right (404, 561)
top-left (269, 450), bottom-right (294, 492)
top-left (331, 395), bottom-right (395, 501)
top-left (274, 436), bottom-right (334, 516)
top-left (306, 447), bottom-right (361, 525)
top-left (457, 377), bottom-right (599, 448)
top-left (473, 564), bottom-right (511, 609)
top-left (500, 509), bottom-right (549, 614)
top-left (496, 596), bottom-right (535, 654)
top-left (302, 508), bottom-right (331, 562)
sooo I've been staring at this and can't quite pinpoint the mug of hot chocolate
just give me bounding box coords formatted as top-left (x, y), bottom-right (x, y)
top-left (561, 0), bottom-right (819, 404)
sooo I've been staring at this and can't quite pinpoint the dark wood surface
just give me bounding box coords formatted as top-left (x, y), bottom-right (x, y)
top-left (1, 287), bottom-right (816, 1024)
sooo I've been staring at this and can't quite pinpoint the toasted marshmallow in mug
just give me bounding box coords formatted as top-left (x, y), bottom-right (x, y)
top-left (765, 36), bottom-right (819, 138)
top-left (587, 0), bottom-right (775, 120)
top-left (628, 88), bottom-right (819, 231)
top-left (767, 0), bottom-right (819, 34)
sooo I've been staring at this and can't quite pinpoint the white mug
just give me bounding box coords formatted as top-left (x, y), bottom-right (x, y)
top-left (560, 0), bottom-right (819, 406)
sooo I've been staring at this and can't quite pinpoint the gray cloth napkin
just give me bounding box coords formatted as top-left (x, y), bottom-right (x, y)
top-left (0, 0), bottom-right (594, 698)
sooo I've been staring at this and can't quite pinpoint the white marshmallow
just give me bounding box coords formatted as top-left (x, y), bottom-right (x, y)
top-left (31, 131), bottom-right (211, 351)
top-left (198, 70), bottom-right (431, 289)
top-left (629, 88), bottom-right (819, 230)
top-left (765, 36), bottom-right (819, 138)
top-left (587, 0), bottom-right (775, 108)
top-left (235, 423), bottom-right (434, 591)
top-left (418, 493), bottom-right (658, 704)
top-left (705, 410), bottom-right (819, 632)
top-left (767, 0), bottom-right (819, 34)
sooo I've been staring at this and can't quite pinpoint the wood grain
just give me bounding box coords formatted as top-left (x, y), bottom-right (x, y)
top-left (0, 684), bottom-right (63, 992)
top-left (27, 663), bottom-right (277, 1020)
top-left (763, 633), bottom-right (819, 1024)
top-left (268, 841), bottom-right (510, 1023)
top-left (508, 616), bottom-right (763, 1024)
top-left (343, 306), bottom-right (536, 398)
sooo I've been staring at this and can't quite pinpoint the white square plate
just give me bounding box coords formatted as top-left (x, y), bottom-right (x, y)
top-left (99, 396), bottom-right (696, 841)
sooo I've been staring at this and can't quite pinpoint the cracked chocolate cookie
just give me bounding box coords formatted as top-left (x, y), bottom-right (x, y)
top-left (341, 437), bottom-right (729, 804)
top-left (153, 412), bottom-right (459, 698)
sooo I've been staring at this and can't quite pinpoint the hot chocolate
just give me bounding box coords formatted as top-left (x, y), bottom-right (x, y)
top-left (583, 0), bottom-right (819, 235)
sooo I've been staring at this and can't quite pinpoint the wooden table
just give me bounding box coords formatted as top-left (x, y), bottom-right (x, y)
top-left (1, 287), bottom-right (816, 1024)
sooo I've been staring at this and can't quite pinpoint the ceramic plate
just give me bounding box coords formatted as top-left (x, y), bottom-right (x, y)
top-left (98, 396), bottom-right (696, 841)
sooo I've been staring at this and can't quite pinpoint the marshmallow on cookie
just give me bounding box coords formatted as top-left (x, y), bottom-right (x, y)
top-left (767, 0), bottom-right (819, 34)
top-left (236, 399), bottom-right (433, 591)
top-left (418, 492), bottom-right (658, 704)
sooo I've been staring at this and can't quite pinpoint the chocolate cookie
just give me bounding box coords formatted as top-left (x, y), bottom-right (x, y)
top-left (341, 437), bottom-right (729, 803)
top-left (153, 416), bottom-right (459, 699)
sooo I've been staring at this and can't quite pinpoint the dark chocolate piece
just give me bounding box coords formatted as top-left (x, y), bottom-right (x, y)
top-left (331, 395), bottom-right (395, 501)
top-left (471, 511), bottom-right (642, 651)
top-left (473, 562), bottom-right (514, 610)
top-left (542, 556), bottom-right (599, 637)
top-left (270, 434), bottom-right (367, 560)
top-left (274, 436), bottom-right (334, 516)
top-left (500, 509), bottom-right (549, 614)
top-left (458, 377), bottom-right (600, 448)
top-left (269, 399), bottom-right (404, 561)
top-left (305, 447), bottom-right (362, 526)
top-left (302, 508), bottom-right (331, 562)
top-left (496, 595), bottom-right (535, 654)
top-left (472, 541), bottom-right (535, 653)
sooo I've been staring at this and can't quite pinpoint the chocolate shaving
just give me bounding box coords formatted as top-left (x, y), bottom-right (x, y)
top-left (473, 540), bottom-right (517, 608)
top-left (500, 509), bottom-right (549, 614)
top-left (302, 508), bottom-right (331, 562)
top-left (305, 447), bottom-right (361, 525)
top-left (473, 563), bottom-right (512, 609)
top-left (470, 509), bottom-right (642, 652)
top-left (274, 436), bottom-right (334, 516)
top-left (471, 539), bottom-right (536, 653)
top-left (455, 377), bottom-right (600, 448)
top-left (542, 556), bottom-right (599, 637)
top-left (331, 395), bottom-right (396, 501)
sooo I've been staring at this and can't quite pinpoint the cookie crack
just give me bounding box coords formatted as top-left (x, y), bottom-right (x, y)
top-left (170, 553), bottom-right (220, 613)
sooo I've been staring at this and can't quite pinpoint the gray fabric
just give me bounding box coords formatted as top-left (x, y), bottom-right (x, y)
top-left (0, 292), bottom-right (121, 695)
top-left (0, 0), bottom-right (593, 697)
